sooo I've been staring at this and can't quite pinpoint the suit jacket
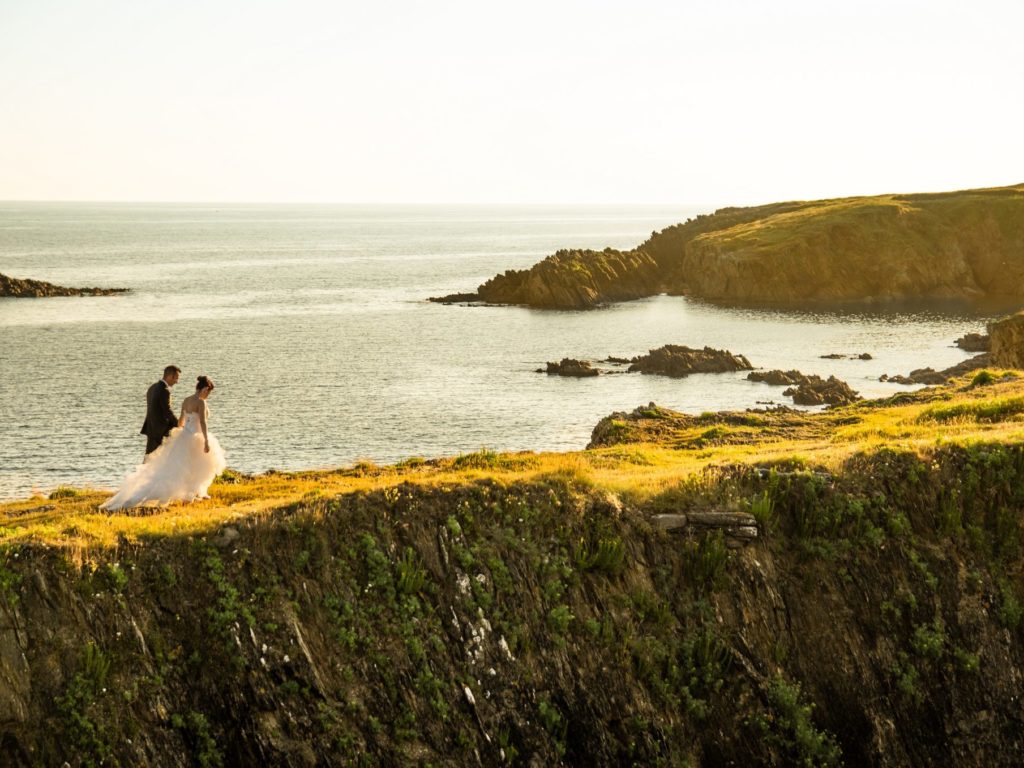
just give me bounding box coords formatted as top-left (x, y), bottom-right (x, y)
top-left (140, 380), bottom-right (177, 444)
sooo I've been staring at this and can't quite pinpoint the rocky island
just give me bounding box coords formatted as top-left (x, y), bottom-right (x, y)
top-left (0, 273), bottom-right (127, 298)
top-left (433, 183), bottom-right (1024, 309)
top-left (2, 368), bottom-right (1024, 766)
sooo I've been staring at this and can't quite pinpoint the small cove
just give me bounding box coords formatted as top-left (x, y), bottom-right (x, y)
top-left (0, 203), bottom-right (995, 499)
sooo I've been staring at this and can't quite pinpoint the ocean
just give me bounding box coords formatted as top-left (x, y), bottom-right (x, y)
top-left (0, 202), bottom-right (995, 500)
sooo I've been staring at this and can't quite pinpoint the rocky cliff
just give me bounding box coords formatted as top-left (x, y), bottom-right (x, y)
top-left (445, 184), bottom-right (1024, 309)
top-left (2, 444), bottom-right (1024, 764)
top-left (474, 248), bottom-right (661, 309)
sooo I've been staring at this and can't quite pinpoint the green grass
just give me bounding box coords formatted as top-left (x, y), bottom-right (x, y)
top-left (918, 396), bottom-right (1024, 424)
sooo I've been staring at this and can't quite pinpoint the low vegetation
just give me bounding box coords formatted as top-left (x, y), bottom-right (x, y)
top-left (1, 370), bottom-right (1023, 765)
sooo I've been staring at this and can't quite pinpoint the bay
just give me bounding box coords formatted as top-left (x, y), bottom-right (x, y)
top-left (0, 203), bottom-right (992, 500)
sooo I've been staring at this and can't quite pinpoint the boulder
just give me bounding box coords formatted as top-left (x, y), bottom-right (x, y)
top-left (628, 345), bottom-right (753, 378)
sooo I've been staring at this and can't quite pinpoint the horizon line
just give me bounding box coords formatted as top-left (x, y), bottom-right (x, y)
top-left (2, 180), bottom-right (1020, 209)
top-left (0, 198), bottom-right (715, 207)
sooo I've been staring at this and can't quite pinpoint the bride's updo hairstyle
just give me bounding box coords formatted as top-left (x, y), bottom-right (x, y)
top-left (197, 375), bottom-right (215, 392)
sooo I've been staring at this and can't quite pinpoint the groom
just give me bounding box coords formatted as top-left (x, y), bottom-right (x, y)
top-left (141, 365), bottom-right (181, 459)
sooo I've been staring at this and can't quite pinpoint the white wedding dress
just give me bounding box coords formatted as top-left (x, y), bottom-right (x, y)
top-left (101, 404), bottom-right (226, 511)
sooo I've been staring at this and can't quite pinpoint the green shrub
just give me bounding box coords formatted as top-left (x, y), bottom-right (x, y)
top-left (49, 486), bottom-right (79, 499)
top-left (749, 491), bottom-right (776, 531)
top-left (682, 531), bottom-right (728, 593)
top-left (172, 710), bottom-right (223, 768)
top-left (971, 370), bottom-right (996, 387)
top-left (547, 605), bottom-right (574, 635)
top-left (750, 677), bottom-right (842, 767)
top-left (997, 578), bottom-right (1023, 629)
top-left (911, 618), bottom-right (946, 660)
top-left (453, 448), bottom-right (500, 469)
top-left (396, 547), bottom-right (427, 596)
top-left (575, 537), bottom-right (626, 575)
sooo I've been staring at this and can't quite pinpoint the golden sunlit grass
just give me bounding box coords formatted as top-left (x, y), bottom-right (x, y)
top-left (4, 370), bottom-right (1024, 551)
top-left (689, 184), bottom-right (1024, 255)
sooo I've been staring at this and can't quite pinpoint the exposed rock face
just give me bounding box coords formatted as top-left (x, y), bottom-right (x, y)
top-left (475, 248), bottom-right (661, 309)
top-left (628, 345), bottom-right (753, 377)
top-left (955, 332), bottom-right (990, 352)
top-left (4, 461), bottom-right (1024, 767)
top-left (990, 312), bottom-right (1024, 368)
top-left (783, 375), bottom-right (861, 406)
top-left (0, 273), bottom-right (127, 298)
top-left (453, 184), bottom-right (1024, 309)
top-left (542, 358), bottom-right (599, 377)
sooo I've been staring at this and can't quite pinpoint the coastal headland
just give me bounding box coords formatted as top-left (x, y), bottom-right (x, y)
top-left (0, 273), bottom-right (127, 298)
top-left (2, 365), bottom-right (1024, 766)
top-left (433, 183), bottom-right (1024, 309)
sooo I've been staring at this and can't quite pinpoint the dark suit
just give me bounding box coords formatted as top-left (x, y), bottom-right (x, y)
top-left (140, 380), bottom-right (177, 455)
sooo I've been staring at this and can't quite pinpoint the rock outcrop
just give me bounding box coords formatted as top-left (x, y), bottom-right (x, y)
top-left (990, 312), bottom-right (1024, 368)
top-left (0, 273), bottom-right (127, 298)
top-left (783, 375), bottom-right (861, 406)
top-left (955, 332), bottom-right (990, 352)
top-left (628, 345), bottom-right (753, 377)
top-left (541, 358), bottom-right (599, 377)
top-left (881, 353), bottom-right (993, 385)
top-left (748, 369), bottom-right (808, 386)
top-left (749, 369), bottom-right (861, 407)
top-left (446, 184), bottom-right (1024, 309)
top-left (464, 248), bottom-right (661, 309)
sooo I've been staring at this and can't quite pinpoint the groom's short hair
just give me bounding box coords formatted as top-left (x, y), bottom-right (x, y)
top-left (164, 365), bottom-right (182, 377)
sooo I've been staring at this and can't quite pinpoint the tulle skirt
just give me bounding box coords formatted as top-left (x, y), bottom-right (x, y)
top-left (101, 426), bottom-right (227, 511)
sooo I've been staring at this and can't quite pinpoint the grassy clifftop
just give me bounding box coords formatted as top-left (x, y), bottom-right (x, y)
top-left (2, 371), bottom-right (1024, 765)
top-left (462, 183), bottom-right (1024, 308)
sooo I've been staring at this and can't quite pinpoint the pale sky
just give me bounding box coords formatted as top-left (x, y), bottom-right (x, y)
top-left (1, 0), bottom-right (1021, 205)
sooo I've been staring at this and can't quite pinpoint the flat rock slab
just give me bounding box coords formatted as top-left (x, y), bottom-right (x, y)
top-left (651, 512), bottom-right (758, 546)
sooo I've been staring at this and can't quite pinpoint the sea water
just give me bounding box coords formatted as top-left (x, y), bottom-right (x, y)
top-left (0, 203), bottom-right (996, 500)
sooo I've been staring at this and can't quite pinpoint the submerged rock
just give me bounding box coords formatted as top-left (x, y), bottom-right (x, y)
top-left (628, 345), bottom-right (753, 377)
top-left (819, 352), bottom-right (873, 360)
top-left (428, 292), bottom-right (481, 304)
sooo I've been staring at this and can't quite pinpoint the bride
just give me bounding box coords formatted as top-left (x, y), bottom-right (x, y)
top-left (101, 376), bottom-right (227, 511)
